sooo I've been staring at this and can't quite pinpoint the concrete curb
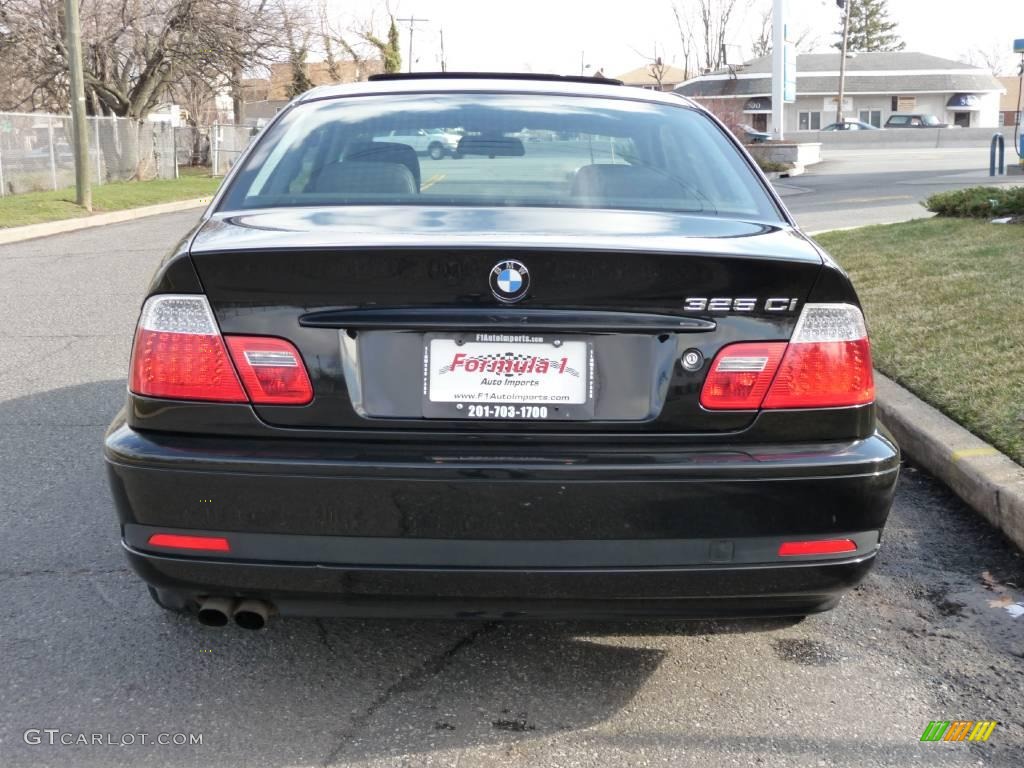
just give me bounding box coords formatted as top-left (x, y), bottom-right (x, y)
top-left (876, 372), bottom-right (1024, 552)
top-left (806, 213), bottom-right (936, 236)
top-left (765, 165), bottom-right (805, 181)
top-left (0, 197), bottom-right (210, 246)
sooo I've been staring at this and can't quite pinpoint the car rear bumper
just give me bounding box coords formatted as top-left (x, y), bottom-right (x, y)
top-left (104, 420), bottom-right (899, 618)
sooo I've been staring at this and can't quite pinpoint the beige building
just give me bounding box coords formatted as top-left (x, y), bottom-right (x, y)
top-left (677, 52), bottom-right (1005, 132)
top-left (242, 58), bottom-right (386, 123)
top-left (616, 64), bottom-right (690, 92)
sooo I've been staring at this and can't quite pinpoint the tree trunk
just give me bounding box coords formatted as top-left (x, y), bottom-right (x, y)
top-left (232, 66), bottom-right (245, 125)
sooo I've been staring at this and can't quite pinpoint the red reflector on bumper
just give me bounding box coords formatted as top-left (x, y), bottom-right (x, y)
top-left (147, 533), bottom-right (231, 552)
top-left (778, 539), bottom-right (857, 556)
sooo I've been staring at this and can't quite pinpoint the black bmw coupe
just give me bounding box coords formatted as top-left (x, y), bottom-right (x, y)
top-left (104, 73), bottom-right (899, 628)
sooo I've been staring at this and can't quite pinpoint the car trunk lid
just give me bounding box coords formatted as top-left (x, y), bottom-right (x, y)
top-left (189, 206), bottom-right (823, 434)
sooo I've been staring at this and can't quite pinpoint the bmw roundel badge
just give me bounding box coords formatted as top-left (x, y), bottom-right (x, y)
top-left (489, 260), bottom-right (530, 303)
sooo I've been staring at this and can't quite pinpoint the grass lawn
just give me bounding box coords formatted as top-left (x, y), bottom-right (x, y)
top-left (0, 171), bottom-right (221, 228)
top-left (816, 218), bottom-right (1024, 465)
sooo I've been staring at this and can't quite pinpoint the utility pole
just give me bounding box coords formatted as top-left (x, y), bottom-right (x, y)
top-left (397, 16), bottom-right (430, 73)
top-left (836, 0), bottom-right (851, 125)
top-left (440, 28), bottom-right (446, 72)
top-left (64, 0), bottom-right (91, 210)
top-left (771, 0), bottom-right (785, 140)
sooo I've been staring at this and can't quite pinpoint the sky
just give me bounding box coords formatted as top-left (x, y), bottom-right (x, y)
top-left (327, 0), bottom-right (1024, 78)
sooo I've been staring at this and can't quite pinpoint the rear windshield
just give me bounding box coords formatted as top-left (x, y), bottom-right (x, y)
top-left (219, 92), bottom-right (782, 221)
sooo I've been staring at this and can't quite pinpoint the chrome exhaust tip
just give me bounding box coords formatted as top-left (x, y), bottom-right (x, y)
top-left (233, 599), bottom-right (271, 630)
top-left (197, 597), bottom-right (236, 627)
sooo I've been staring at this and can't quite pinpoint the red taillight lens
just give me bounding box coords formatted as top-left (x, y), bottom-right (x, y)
top-left (700, 304), bottom-right (874, 411)
top-left (128, 296), bottom-right (313, 406)
top-left (762, 338), bottom-right (874, 409)
top-left (699, 342), bottom-right (786, 410)
top-left (778, 539), bottom-right (857, 556)
top-left (763, 303), bottom-right (874, 409)
top-left (148, 533), bottom-right (231, 552)
top-left (129, 296), bottom-right (247, 403)
top-left (224, 336), bottom-right (313, 405)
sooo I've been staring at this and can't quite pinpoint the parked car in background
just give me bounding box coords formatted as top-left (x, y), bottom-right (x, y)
top-left (884, 114), bottom-right (948, 128)
top-left (375, 128), bottom-right (461, 159)
top-left (821, 121), bottom-right (879, 131)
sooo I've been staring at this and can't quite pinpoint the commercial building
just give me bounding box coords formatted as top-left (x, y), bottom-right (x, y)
top-left (998, 76), bottom-right (1023, 127)
top-left (676, 51), bottom-right (1005, 131)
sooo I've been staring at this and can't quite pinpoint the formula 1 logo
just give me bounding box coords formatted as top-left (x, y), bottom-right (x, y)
top-left (438, 352), bottom-right (579, 378)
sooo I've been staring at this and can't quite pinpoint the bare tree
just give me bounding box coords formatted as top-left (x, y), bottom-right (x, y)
top-left (671, 3), bottom-right (697, 80)
top-left (279, 0), bottom-right (315, 98)
top-left (750, 6), bottom-right (771, 58)
top-left (359, 13), bottom-right (401, 74)
top-left (0, 0), bottom-right (286, 176)
top-left (0, 1), bottom-right (283, 118)
top-left (960, 44), bottom-right (1014, 76)
top-left (629, 43), bottom-right (670, 89)
top-left (649, 56), bottom-right (668, 89)
top-left (316, 0), bottom-right (367, 81)
top-left (749, 3), bottom-right (820, 59)
top-left (698, 0), bottom-right (740, 72)
top-left (672, 0), bottom-right (743, 75)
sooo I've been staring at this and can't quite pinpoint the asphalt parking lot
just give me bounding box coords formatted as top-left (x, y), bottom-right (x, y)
top-left (1, 209), bottom-right (1022, 767)
top-left (775, 146), bottom-right (1022, 231)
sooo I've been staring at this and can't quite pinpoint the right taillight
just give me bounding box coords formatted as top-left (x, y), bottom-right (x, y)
top-left (700, 303), bottom-right (874, 411)
top-left (762, 303), bottom-right (874, 409)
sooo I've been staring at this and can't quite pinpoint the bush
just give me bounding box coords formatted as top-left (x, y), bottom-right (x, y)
top-left (756, 159), bottom-right (793, 174)
top-left (924, 186), bottom-right (1024, 218)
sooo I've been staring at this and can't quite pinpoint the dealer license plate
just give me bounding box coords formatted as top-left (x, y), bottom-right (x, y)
top-left (422, 334), bottom-right (594, 420)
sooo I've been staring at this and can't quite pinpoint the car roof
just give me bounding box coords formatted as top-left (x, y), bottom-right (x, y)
top-left (294, 73), bottom-right (699, 109)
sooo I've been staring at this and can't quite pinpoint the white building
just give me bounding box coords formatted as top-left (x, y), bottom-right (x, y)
top-left (676, 51), bottom-right (1004, 132)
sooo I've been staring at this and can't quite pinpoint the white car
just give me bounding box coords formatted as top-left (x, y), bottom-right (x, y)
top-left (374, 129), bottom-right (460, 159)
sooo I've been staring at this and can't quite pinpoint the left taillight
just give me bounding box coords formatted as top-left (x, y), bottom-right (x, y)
top-left (224, 335), bottom-right (313, 405)
top-left (129, 295), bottom-right (313, 405)
top-left (129, 295), bottom-right (247, 402)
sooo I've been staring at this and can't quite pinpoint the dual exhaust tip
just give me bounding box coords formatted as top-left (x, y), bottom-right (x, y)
top-left (197, 597), bottom-right (271, 630)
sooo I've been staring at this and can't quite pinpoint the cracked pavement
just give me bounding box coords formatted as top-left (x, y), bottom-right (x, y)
top-left (0, 211), bottom-right (1022, 767)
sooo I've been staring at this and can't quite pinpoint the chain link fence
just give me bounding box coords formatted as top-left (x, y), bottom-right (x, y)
top-left (174, 126), bottom-right (209, 168)
top-left (210, 124), bottom-right (258, 176)
top-left (0, 112), bottom-right (177, 196)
